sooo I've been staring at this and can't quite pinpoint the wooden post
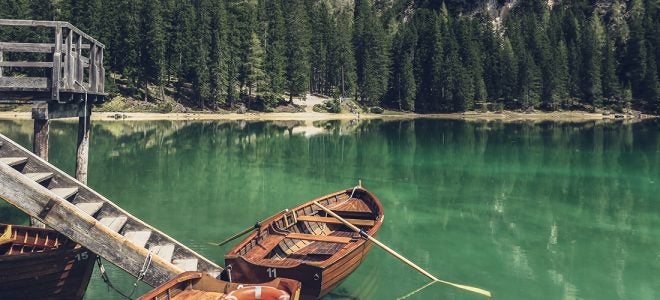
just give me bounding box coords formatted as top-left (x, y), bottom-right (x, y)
top-left (76, 35), bottom-right (83, 84)
top-left (52, 24), bottom-right (62, 102)
top-left (89, 45), bottom-right (97, 92)
top-left (99, 47), bottom-right (104, 93)
top-left (0, 50), bottom-right (3, 77)
top-left (76, 104), bottom-right (91, 184)
top-left (65, 29), bottom-right (74, 89)
top-left (31, 118), bottom-right (49, 228)
top-left (32, 119), bottom-right (49, 164)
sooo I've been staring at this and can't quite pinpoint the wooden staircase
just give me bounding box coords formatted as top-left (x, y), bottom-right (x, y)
top-left (0, 134), bottom-right (222, 287)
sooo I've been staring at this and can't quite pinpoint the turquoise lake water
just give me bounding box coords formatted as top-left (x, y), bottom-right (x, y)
top-left (0, 118), bottom-right (658, 299)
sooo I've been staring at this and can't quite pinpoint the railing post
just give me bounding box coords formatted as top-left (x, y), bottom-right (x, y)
top-left (99, 47), bottom-right (104, 93)
top-left (0, 50), bottom-right (3, 77)
top-left (65, 28), bottom-right (74, 89)
top-left (52, 24), bottom-right (62, 101)
top-left (89, 44), bottom-right (97, 92)
top-left (76, 35), bottom-right (83, 85)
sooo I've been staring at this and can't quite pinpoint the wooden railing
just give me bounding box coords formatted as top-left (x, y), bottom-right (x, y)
top-left (0, 19), bottom-right (105, 102)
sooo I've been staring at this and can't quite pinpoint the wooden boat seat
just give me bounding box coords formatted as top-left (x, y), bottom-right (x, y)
top-left (285, 233), bottom-right (352, 244)
top-left (297, 215), bottom-right (376, 226)
top-left (171, 290), bottom-right (224, 300)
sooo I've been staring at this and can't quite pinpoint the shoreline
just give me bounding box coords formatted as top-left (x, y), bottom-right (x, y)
top-left (0, 110), bottom-right (655, 122)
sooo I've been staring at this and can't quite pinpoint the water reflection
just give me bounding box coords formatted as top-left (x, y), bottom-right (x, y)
top-left (0, 118), bottom-right (658, 299)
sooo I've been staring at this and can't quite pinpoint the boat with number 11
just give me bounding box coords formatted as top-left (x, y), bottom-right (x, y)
top-left (224, 186), bottom-right (384, 299)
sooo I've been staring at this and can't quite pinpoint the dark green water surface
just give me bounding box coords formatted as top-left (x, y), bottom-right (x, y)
top-left (1, 118), bottom-right (659, 300)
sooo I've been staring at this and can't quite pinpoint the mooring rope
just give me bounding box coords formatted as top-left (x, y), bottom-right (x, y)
top-left (96, 250), bottom-right (153, 300)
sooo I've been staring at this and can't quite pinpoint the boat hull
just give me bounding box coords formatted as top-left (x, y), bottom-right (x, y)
top-left (139, 271), bottom-right (302, 300)
top-left (225, 187), bottom-right (384, 299)
top-left (0, 224), bottom-right (96, 300)
top-left (226, 236), bottom-right (375, 299)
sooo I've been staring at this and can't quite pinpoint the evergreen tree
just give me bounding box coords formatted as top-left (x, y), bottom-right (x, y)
top-left (284, 0), bottom-right (311, 102)
top-left (328, 8), bottom-right (357, 99)
top-left (139, 0), bottom-right (165, 98)
top-left (263, 0), bottom-right (286, 95)
top-left (482, 24), bottom-right (503, 102)
top-left (209, 0), bottom-right (229, 107)
top-left (622, 0), bottom-right (647, 101)
top-left (601, 31), bottom-right (621, 100)
top-left (114, 0), bottom-right (140, 84)
top-left (353, 0), bottom-right (390, 106)
top-left (518, 50), bottom-right (542, 109)
top-left (413, 9), bottom-right (441, 112)
top-left (246, 33), bottom-right (265, 98)
top-left (643, 49), bottom-right (660, 111)
top-left (552, 39), bottom-right (570, 106)
top-left (438, 4), bottom-right (459, 112)
top-left (500, 37), bottom-right (518, 103)
top-left (581, 13), bottom-right (604, 106)
top-left (191, 0), bottom-right (213, 107)
top-left (388, 23), bottom-right (417, 111)
top-left (309, 2), bottom-right (331, 95)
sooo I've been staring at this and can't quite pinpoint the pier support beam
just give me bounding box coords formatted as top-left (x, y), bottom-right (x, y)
top-left (31, 118), bottom-right (49, 228)
top-left (76, 108), bottom-right (91, 184)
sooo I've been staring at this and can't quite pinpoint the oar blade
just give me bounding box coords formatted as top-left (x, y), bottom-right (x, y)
top-left (440, 280), bottom-right (491, 297)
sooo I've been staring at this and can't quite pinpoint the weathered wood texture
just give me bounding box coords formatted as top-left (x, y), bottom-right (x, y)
top-left (0, 133), bottom-right (223, 287)
top-left (31, 118), bottom-right (49, 228)
top-left (76, 112), bottom-right (91, 184)
top-left (0, 19), bottom-right (105, 104)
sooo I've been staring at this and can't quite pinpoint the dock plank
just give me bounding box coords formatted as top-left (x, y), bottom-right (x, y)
top-left (24, 172), bottom-right (53, 183)
top-left (75, 202), bottom-right (103, 216)
top-left (50, 187), bottom-right (78, 199)
top-left (0, 157), bottom-right (27, 167)
top-left (150, 244), bottom-right (175, 263)
top-left (99, 216), bottom-right (128, 232)
top-left (124, 231), bottom-right (151, 248)
top-left (173, 258), bottom-right (198, 271)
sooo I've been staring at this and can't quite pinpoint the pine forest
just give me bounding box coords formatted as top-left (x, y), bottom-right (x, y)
top-left (1, 0), bottom-right (658, 114)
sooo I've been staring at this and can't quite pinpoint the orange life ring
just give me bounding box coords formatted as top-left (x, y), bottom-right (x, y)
top-left (224, 285), bottom-right (290, 300)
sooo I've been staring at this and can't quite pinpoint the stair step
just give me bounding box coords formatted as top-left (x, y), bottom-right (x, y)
top-left (50, 187), bottom-right (79, 199)
top-left (99, 216), bottom-right (128, 232)
top-left (0, 157), bottom-right (28, 167)
top-left (124, 230), bottom-right (152, 248)
top-left (150, 244), bottom-right (175, 263)
top-left (24, 172), bottom-right (53, 183)
top-left (173, 258), bottom-right (198, 271)
top-left (75, 202), bottom-right (103, 216)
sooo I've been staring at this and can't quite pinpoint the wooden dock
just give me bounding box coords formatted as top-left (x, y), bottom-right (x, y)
top-left (0, 133), bottom-right (223, 287)
top-left (0, 19), bottom-right (105, 104)
top-left (0, 20), bottom-right (224, 288)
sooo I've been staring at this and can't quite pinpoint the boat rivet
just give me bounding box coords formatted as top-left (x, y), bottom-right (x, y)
top-left (313, 273), bottom-right (320, 281)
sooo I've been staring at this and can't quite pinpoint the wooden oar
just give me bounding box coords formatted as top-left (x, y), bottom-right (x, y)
top-left (208, 224), bottom-right (260, 247)
top-left (313, 201), bottom-right (492, 298)
top-left (208, 210), bottom-right (286, 247)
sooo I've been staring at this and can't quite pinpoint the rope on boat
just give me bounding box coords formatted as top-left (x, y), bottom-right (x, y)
top-left (96, 250), bottom-right (153, 300)
top-left (348, 185), bottom-right (359, 200)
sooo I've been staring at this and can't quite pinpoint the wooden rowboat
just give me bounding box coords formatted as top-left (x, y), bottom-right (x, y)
top-left (224, 186), bottom-right (384, 299)
top-left (138, 271), bottom-right (301, 300)
top-left (0, 223), bottom-right (96, 300)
